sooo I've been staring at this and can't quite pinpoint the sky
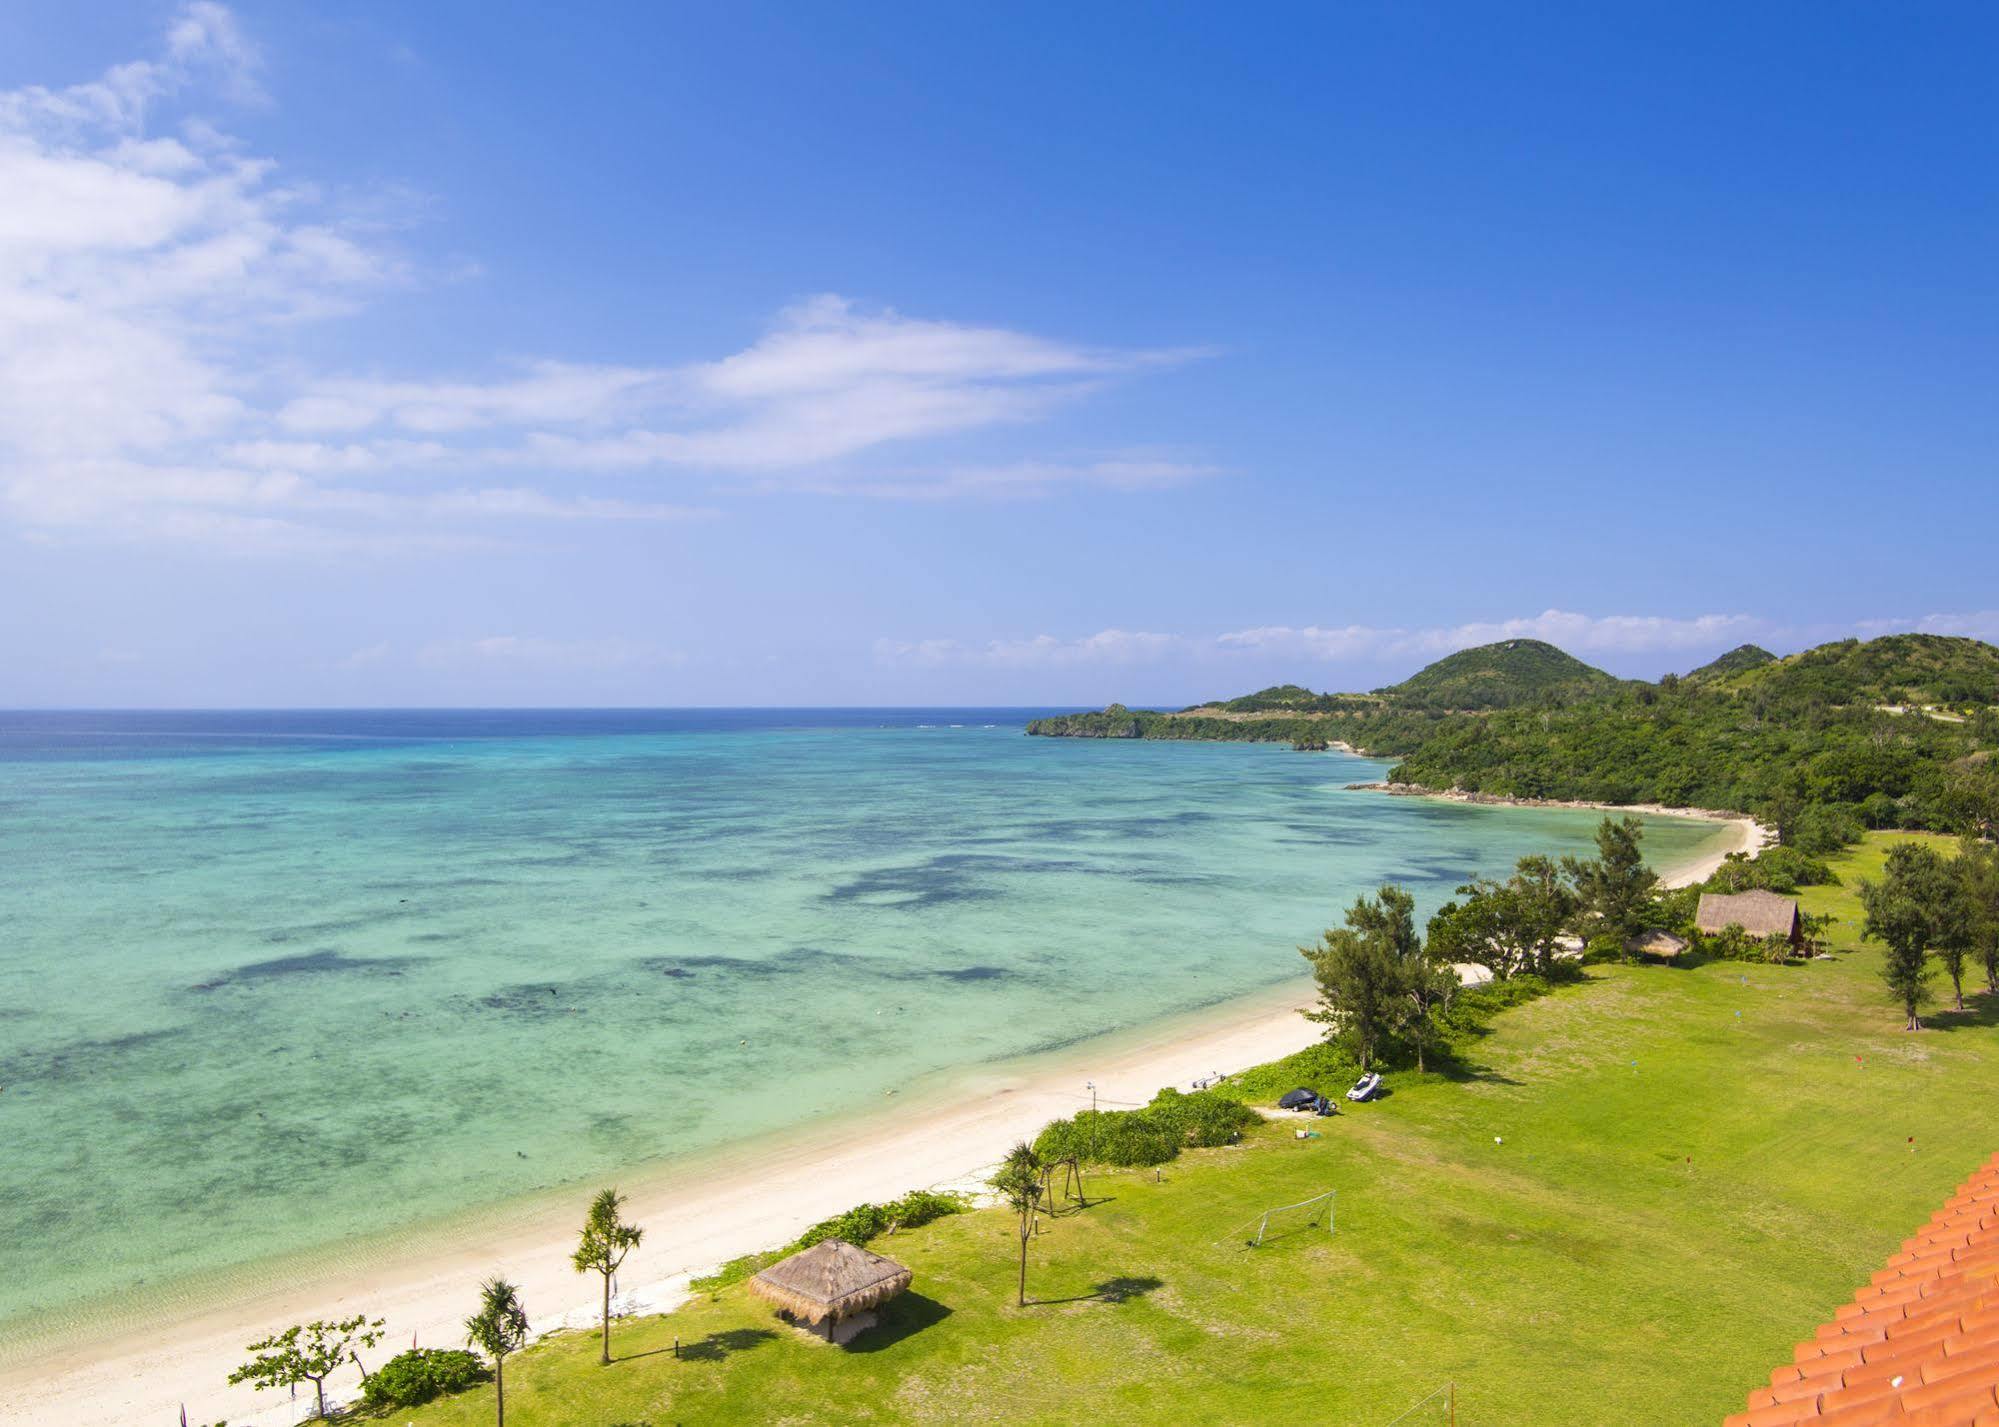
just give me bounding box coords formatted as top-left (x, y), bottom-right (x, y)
top-left (1, 2), bottom-right (1994, 707)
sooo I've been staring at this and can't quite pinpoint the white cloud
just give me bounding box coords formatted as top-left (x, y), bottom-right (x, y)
top-left (0, 10), bottom-right (1199, 555)
top-left (419, 635), bottom-right (685, 670)
top-left (794, 453), bottom-right (1221, 500)
top-left (1856, 611), bottom-right (1999, 643)
top-left (1218, 610), bottom-right (1765, 662)
top-left (875, 629), bottom-right (1187, 668)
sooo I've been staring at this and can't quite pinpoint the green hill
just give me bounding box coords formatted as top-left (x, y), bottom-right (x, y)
top-left (1375, 638), bottom-right (1621, 710)
top-left (1026, 634), bottom-right (1999, 841)
top-left (1719, 634), bottom-right (1999, 707)
top-left (1682, 644), bottom-right (1776, 682)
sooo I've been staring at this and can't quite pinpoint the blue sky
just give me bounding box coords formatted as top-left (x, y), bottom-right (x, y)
top-left (1, 2), bottom-right (1993, 706)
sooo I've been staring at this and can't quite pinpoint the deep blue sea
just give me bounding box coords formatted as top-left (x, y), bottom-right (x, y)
top-left (0, 709), bottom-right (1725, 1350)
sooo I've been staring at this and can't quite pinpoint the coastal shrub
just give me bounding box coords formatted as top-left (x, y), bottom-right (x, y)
top-left (1032, 1089), bottom-right (1257, 1167)
top-left (1225, 1039), bottom-right (1361, 1105)
top-left (360, 1348), bottom-right (486, 1408)
top-left (1703, 846), bottom-right (1837, 894)
top-left (1788, 804), bottom-right (1866, 855)
top-left (691, 1188), bottom-right (969, 1294)
top-left (792, 1188), bottom-right (968, 1250)
top-left (1692, 927), bottom-right (1794, 964)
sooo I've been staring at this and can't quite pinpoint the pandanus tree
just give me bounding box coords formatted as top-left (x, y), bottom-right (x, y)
top-left (992, 1141), bottom-right (1044, 1307)
top-left (572, 1187), bottom-right (644, 1365)
top-left (465, 1277), bottom-right (529, 1427)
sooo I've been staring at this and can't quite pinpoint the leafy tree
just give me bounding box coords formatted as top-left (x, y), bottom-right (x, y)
top-left (1563, 816), bottom-right (1659, 948)
top-left (1429, 856), bottom-right (1579, 980)
top-left (227, 1314), bottom-right (384, 1419)
top-left (1301, 888), bottom-right (1409, 1070)
top-left (465, 1277), bottom-right (530, 1427)
top-left (991, 1141), bottom-right (1044, 1307)
top-left (571, 1187), bottom-right (644, 1366)
top-left (1861, 843), bottom-right (1955, 1028)
top-left (1400, 940), bottom-right (1457, 1073)
top-left (1962, 838), bottom-right (1999, 994)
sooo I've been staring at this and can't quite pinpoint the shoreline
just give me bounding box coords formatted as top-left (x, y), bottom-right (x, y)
top-left (1342, 781), bottom-right (1772, 889)
top-left (0, 979), bottom-right (1322, 1427)
top-left (0, 790), bottom-right (1758, 1424)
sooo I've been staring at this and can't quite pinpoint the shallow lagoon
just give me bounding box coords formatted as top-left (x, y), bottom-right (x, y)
top-left (0, 710), bottom-right (1724, 1346)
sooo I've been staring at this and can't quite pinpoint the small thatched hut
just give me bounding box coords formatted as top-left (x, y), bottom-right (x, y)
top-left (747, 1239), bottom-right (912, 1343)
top-left (1695, 890), bottom-right (1801, 948)
top-left (1626, 929), bottom-right (1689, 960)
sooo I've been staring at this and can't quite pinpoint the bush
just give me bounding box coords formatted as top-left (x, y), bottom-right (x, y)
top-left (1032, 1088), bottom-right (1258, 1167)
top-left (360, 1349), bottom-right (486, 1408)
top-left (692, 1188), bottom-right (969, 1293)
top-left (793, 1188), bottom-right (966, 1250)
top-left (1692, 926), bottom-right (1794, 963)
top-left (1224, 1039), bottom-right (1361, 1105)
top-left (1789, 804), bottom-right (1865, 855)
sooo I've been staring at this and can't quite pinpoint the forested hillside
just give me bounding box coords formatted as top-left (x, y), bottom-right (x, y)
top-left (1025, 635), bottom-right (1999, 845)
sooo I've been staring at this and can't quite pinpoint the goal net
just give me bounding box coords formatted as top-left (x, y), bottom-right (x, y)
top-left (1249, 1190), bottom-right (1335, 1246)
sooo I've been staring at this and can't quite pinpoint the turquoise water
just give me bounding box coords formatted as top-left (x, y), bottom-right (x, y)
top-left (0, 710), bottom-right (1723, 1349)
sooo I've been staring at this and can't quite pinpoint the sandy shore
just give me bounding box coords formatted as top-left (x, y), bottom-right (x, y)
top-left (0, 981), bottom-right (1321, 1427)
top-left (1, 794), bottom-right (1764, 1424)
top-left (1345, 781), bottom-right (1773, 889)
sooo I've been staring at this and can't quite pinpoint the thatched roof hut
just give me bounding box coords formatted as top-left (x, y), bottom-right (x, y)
top-left (1695, 890), bottom-right (1801, 943)
top-left (1626, 929), bottom-right (1689, 960)
top-left (748, 1239), bottom-right (911, 1339)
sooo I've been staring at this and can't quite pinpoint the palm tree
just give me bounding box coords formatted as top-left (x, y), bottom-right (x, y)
top-left (571, 1187), bottom-right (644, 1365)
top-left (465, 1277), bottom-right (529, 1427)
top-left (991, 1141), bottom-right (1044, 1307)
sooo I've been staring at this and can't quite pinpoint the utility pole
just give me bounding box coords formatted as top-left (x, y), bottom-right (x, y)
top-left (1086, 1080), bottom-right (1097, 1161)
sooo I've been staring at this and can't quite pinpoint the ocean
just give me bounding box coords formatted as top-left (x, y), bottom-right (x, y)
top-left (0, 709), bottom-right (1725, 1351)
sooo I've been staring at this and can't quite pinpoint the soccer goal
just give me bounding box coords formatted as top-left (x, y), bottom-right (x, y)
top-left (1249, 1189), bottom-right (1335, 1246)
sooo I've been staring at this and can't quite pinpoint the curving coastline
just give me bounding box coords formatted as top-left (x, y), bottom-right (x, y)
top-left (1343, 779), bottom-right (1773, 888)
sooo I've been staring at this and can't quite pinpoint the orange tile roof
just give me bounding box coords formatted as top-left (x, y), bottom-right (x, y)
top-left (1724, 1151), bottom-right (1999, 1427)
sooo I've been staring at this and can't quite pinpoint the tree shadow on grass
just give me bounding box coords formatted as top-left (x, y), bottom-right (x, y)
top-left (844, 1291), bottom-right (952, 1352)
top-left (662, 1327), bottom-right (779, 1362)
top-left (1435, 1058), bottom-right (1524, 1087)
top-left (1031, 1274), bottom-right (1165, 1307)
top-left (1925, 992), bottom-right (1999, 1032)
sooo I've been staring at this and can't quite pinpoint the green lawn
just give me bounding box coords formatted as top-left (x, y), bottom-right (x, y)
top-left (375, 835), bottom-right (1997, 1427)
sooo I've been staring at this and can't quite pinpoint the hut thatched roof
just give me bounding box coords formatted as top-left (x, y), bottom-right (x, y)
top-left (747, 1239), bottom-right (911, 1325)
top-left (1695, 889), bottom-right (1800, 938)
top-left (1626, 929), bottom-right (1688, 959)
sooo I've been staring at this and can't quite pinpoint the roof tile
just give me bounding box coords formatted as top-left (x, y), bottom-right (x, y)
top-left (1730, 1153), bottom-right (1999, 1426)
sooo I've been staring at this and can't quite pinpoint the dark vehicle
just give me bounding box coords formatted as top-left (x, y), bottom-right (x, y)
top-left (1277, 1087), bottom-right (1318, 1110)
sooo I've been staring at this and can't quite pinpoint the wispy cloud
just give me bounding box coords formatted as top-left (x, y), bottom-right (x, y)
top-left (1216, 610), bottom-right (1766, 662)
top-left (0, 9), bottom-right (1203, 555)
top-left (878, 609), bottom-right (1999, 677)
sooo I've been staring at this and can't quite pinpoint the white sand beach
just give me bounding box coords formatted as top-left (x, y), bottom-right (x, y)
top-left (1348, 782), bottom-right (1772, 889)
top-left (0, 983), bottom-right (1322, 1427)
top-left (0, 806), bottom-right (1753, 1427)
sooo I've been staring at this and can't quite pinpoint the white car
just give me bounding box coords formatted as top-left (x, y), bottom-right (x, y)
top-left (1345, 1072), bottom-right (1382, 1102)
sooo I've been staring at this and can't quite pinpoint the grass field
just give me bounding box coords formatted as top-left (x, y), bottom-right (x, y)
top-left (370, 835), bottom-right (1998, 1427)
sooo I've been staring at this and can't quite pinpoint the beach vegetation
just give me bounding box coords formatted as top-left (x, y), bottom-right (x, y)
top-left (572, 1187), bottom-right (643, 1366)
top-left (360, 1348), bottom-right (488, 1409)
top-left (991, 1141), bottom-right (1044, 1307)
top-left (463, 1277), bottom-right (528, 1427)
top-left (1562, 815), bottom-right (1660, 948)
top-left (1032, 1088), bottom-right (1257, 1167)
top-left (1302, 884), bottom-right (1460, 1071)
top-left (368, 835), bottom-right (1999, 1426)
top-left (1426, 854), bottom-right (1578, 980)
top-left (1860, 843), bottom-right (1957, 1027)
top-left (227, 1314), bottom-right (384, 1420)
top-left (1961, 838), bottom-right (1999, 994)
top-left (1029, 634), bottom-right (1999, 847)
